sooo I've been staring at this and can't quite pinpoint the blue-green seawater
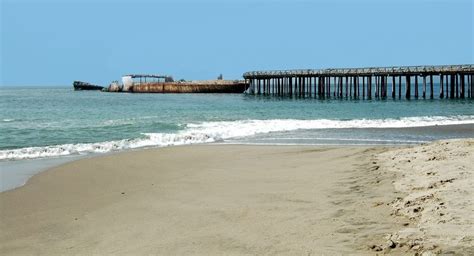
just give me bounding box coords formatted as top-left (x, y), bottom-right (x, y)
top-left (1, 87), bottom-right (473, 160)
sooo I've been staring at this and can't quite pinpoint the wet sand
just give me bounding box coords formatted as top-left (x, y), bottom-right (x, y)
top-left (1, 141), bottom-right (473, 255)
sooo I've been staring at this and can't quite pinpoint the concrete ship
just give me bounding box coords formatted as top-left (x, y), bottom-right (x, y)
top-left (117, 74), bottom-right (249, 93)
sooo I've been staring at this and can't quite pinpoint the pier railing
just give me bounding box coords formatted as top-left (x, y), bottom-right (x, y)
top-left (243, 64), bottom-right (474, 99)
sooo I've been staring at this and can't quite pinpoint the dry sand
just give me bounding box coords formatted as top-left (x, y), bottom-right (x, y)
top-left (374, 139), bottom-right (474, 254)
top-left (0, 141), bottom-right (472, 255)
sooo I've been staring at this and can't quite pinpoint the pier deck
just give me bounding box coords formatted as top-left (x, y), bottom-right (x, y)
top-left (243, 64), bottom-right (474, 99)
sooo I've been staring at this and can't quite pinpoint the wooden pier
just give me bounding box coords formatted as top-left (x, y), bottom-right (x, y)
top-left (243, 65), bottom-right (474, 99)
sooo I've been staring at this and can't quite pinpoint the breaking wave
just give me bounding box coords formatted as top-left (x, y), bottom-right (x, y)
top-left (1, 115), bottom-right (473, 160)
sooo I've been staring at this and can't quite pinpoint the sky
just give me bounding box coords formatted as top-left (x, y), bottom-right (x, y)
top-left (1, 0), bottom-right (473, 86)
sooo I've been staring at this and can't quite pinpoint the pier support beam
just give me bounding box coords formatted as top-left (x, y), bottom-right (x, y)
top-left (327, 77), bottom-right (331, 97)
top-left (362, 76), bottom-right (366, 99)
top-left (469, 75), bottom-right (473, 98)
top-left (267, 79), bottom-right (270, 95)
top-left (289, 77), bottom-right (293, 97)
top-left (439, 75), bottom-right (444, 99)
top-left (316, 77), bottom-right (320, 97)
top-left (321, 77), bottom-right (325, 97)
top-left (380, 76), bottom-right (384, 98)
top-left (340, 77), bottom-right (343, 98)
top-left (445, 75), bottom-right (449, 98)
top-left (309, 77), bottom-right (312, 97)
top-left (430, 75), bottom-right (434, 99)
top-left (356, 76), bottom-right (359, 98)
top-left (368, 76), bottom-right (372, 99)
top-left (374, 76), bottom-right (378, 98)
top-left (278, 78), bottom-right (281, 96)
top-left (345, 76), bottom-right (349, 98)
top-left (414, 75), bottom-right (419, 98)
top-left (450, 75), bottom-right (455, 99)
top-left (398, 76), bottom-right (402, 99)
top-left (405, 76), bottom-right (411, 99)
top-left (392, 76), bottom-right (396, 98)
top-left (455, 74), bottom-right (459, 98)
top-left (422, 76), bottom-right (426, 99)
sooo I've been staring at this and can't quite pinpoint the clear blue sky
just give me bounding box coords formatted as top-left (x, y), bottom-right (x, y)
top-left (1, 0), bottom-right (473, 86)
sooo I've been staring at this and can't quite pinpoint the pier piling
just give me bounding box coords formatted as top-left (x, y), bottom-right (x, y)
top-left (440, 75), bottom-right (444, 99)
top-left (415, 76), bottom-right (419, 98)
top-left (430, 75), bottom-right (434, 99)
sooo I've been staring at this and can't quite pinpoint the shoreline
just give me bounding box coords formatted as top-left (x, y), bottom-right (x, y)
top-left (1, 122), bottom-right (472, 193)
top-left (1, 140), bottom-right (472, 254)
top-left (0, 155), bottom-right (89, 193)
top-left (1, 143), bottom-right (384, 193)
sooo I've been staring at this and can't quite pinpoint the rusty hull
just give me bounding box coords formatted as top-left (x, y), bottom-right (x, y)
top-left (131, 80), bottom-right (249, 93)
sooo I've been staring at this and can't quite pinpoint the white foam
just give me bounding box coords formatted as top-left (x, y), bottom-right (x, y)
top-left (1, 115), bottom-right (473, 160)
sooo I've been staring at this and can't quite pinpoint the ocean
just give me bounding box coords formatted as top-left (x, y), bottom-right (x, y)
top-left (1, 87), bottom-right (473, 190)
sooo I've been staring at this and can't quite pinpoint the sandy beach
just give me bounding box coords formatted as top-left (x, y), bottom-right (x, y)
top-left (3, 0), bottom-right (473, 255)
top-left (1, 140), bottom-right (473, 255)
